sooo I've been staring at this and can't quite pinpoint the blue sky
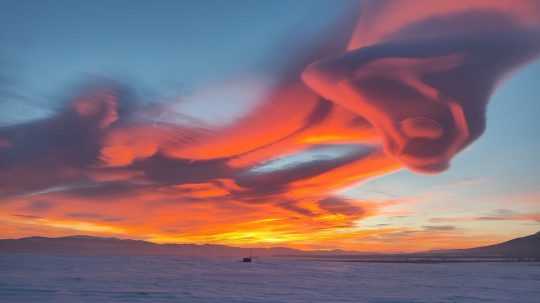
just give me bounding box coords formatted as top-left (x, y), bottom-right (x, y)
top-left (0, 0), bottom-right (354, 124)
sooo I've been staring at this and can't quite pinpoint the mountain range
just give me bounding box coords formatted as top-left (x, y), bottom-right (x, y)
top-left (1, 231), bottom-right (539, 259)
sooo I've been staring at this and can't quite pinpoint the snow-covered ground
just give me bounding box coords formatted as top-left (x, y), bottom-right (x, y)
top-left (1, 255), bottom-right (539, 302)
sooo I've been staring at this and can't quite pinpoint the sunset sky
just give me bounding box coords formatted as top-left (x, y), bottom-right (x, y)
top-left (1, 0), bottom-right (539, 252)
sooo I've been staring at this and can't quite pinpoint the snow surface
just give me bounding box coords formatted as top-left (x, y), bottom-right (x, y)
top-left (1, 255), bottom-right (539, 302)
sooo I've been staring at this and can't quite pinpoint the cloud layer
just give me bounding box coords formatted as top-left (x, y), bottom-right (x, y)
top-left (1, 0), bottom-right (539, 250)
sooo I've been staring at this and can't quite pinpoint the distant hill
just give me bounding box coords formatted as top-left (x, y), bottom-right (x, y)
top-left (304, 231), bottom-right (540, 260)
top-left (0, 235), bottom-right (346, 257)
top-left (438, 231), bottom-right (540, 258)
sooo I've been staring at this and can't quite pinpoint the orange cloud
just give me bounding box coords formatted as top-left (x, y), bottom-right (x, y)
top-left (303, 0), bottom-right (540, 173)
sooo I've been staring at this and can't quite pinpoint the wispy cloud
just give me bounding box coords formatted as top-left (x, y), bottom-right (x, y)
top-left (422, 225), bottom-right (457, 231)
top-left (430, 209), bottom-right (540, 223)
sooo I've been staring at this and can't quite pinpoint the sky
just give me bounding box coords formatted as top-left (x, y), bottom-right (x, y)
top-left (0, 0), bottom-right (539, 252)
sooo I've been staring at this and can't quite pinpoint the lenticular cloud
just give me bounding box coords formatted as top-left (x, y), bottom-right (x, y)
top-left (1, 0), bottom-right (539, 241)
top-left (303, 0), bottom-right (540, 172)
